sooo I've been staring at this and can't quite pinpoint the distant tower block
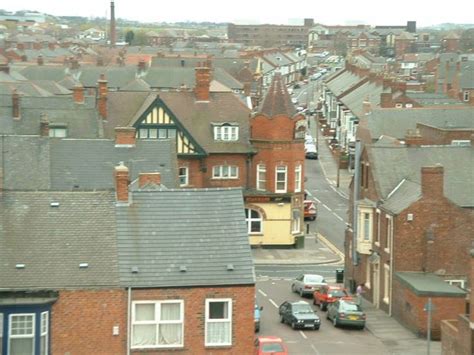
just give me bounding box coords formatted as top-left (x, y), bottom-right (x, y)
top-left (110, 0), bottom-right (116, 46)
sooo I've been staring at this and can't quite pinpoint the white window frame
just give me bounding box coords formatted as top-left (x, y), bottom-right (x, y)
top-left (275, 165), bottom-right (288, 193)
top-left (9, 313), bottom-right (35, 355)
top-left (294, 165), bottom-right (302, 193)
top-left (358, 208), bottom-right (373, 242)
top-left (178, 167), bottom-right (189, 186)
top-left (245, 208), bottom-right (263, 234)
top-left (131, 300), bottom-right (184, 349)
top-left (256, 164), bottom-right (266, 191)
top-left (205, 298), bottom-right (232, 347)
top-left (446, 279), bottom-right (466, 289)
top-left (49, 127), bottom-right (67, 138)
top-left (212, 165), bottom-right (239, 179)
top-left (383, 264), bottom-right (390, 304)
top-left (40, 312), bottom-right (48, 355)
top-left (385, 215), bottom-right (393, 254)
top-left (213, 125), bottom-right (239, 142)
top-left (375, 209), bottom-right (381, 246)
top-left (463, 91), bottom-right (470, 102)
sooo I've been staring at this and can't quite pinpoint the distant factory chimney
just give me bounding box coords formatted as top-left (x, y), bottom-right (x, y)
top-left (110, 1), bottom-right (116, 47)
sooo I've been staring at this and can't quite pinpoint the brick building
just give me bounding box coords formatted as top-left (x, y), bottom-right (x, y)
top-left (345, 142), bottom-right (474, 338)
top-left (435, 53), bottom-right (474, 106)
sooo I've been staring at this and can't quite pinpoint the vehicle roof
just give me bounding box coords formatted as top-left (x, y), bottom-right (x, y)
top-left (302, 274), bottom-right (324, 278)
top-left (258, 336), bottom-right (283, 343)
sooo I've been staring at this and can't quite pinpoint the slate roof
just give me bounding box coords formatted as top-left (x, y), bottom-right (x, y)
top-left (405, 92), bottom-right (465, 106)
top-left (367, 145), bottom-right (474, 207)
top-left (460, 61), bottom-right (474, 89)
top-left (395, 272), bottom-right (466, 297)
top-left (380, 179), bottom-right (422, 214)
top-left (0, 191), bottom-right (120, 289)
top-left (366, 107), bottom-right (474, 139)
top-left (116, 188), bottom-right (255, 287)
top-left (326, 70), bottom-right (362, 96)
top-left (258, 73), bottom-right (296, 117)
top-left (340, 81), bottom-right (389, 117)
top-left (0, 135), bottom-right (178, 191)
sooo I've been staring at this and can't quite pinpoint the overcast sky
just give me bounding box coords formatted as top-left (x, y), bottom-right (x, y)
top-left (3, 0), bottom-right (473, 27)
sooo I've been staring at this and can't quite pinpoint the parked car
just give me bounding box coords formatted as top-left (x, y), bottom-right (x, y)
top-left (255, 336), bottom-right (288, 355)
top-left (278, 301), bottom-right (321, 330)
top-left (313, 285), bottom-right (352, 310)
top-left (327, 300), bottom-right (366, 329)
top-left (305, 143), bottom-right (318, 159)
top-left (254, 303), bottom-right (263, 332)
top-left (291, 274), bottom-right (327, 297)
top-left (304, 200), bottom-right (317, 221)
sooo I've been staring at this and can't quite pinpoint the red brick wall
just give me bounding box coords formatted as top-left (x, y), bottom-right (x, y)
top-left (441, 315), bottom-right (474, 355)
top-left (417, 123), bottom-right (474, 145)
top-left (392, 278), bottom-right (466, 339)
top-left (131, 285), bottom-right (255, 355)
top-left (51, 289), bottom-right (127, 355)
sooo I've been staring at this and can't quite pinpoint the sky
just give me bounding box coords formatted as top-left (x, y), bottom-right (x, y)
top-left (3, 0), bottom-right (474, 27)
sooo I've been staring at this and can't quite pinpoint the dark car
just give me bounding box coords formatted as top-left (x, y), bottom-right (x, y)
top-left (326, 300), bottom-right (366, 329)
top-left (278, 301), bottom-right (321, 330)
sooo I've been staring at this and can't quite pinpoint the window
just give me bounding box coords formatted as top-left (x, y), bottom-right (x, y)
top-left (292, 209), bottom-right (301, 234)
top-left (205, 299), bottom-right (232, 346)
top-left (358, 209), bottom-right (373, 243)
top-left (132, 301), bottom-right (184, 349)
top-left (366, 262), bottom-right (371, 289)
top-left (275, 165), bottom-right (287, 193)
top-left (213, 125), bottom-right (239, 141)
top-left (385, 215), bottom-right (393, 253)
top-left (49, 127), bottom-right (67, 138)
top-left (463, 91), bottom-right (470, 102)
top-left (383, 264), bottom-right (390, 304)
top-left (178, 167), bottom-right (189, 186)
top-left (256, 164), bottom-right (266, 191)
top-left (294, 165), bottom-right (302, 192)
top-left (212, 166), bottom-right (238, 179)
top-left (245, 208), bottom-right (262, 234)
top-left (9, 314), bottom-right (35, 355)
top-left (363, 213), bottom-right (370, 240)
top-left (40, 312), bottom-right (48, 355)
top-left (375, 210), bottom-right (380, 245)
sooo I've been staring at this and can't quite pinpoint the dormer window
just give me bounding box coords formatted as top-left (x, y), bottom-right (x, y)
top-left (49, 124), bottom-right (67, 138)
top-left (213, 123), bottom-right (239, 141)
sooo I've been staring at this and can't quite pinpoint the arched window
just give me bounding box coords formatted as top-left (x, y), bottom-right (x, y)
top-left (245, 208), bottom-right (262, 234)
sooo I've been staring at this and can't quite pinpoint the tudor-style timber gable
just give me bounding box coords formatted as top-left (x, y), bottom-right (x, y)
top-left (133, 98), bottom-right (205, 156)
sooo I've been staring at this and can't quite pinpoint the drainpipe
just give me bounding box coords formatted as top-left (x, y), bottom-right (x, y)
top-left (389, 221), bottom-right (394, 316)
top-left (127, 287), bottom-right (131, 355)
top-left (352, 140), bottom-right (361, 266)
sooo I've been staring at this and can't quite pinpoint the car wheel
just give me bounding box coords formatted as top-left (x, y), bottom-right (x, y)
top-left (255, 325), bottom-right (260, 332)
top-left (291, 284), bottom-right (296, 293)
top-left (299, 288), bottom-right (304, 297)
top-left (291, 321), bottom-right (297, 330)
top-left (280, 315), bottom-right (285, 324)
top-left (333, 317), bottom-right (338, 328)
top-left (359, 325), bottom-right (365, 330)
top-left (313, 325), bottom-right (320, 330)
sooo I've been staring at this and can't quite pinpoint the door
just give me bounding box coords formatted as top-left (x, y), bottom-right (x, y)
top-left (373, 263), bottom-right (380, 308)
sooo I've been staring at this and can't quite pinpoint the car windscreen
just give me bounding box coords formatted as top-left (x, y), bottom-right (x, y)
top-left (328, 290), bottom-right (347, 298)
top-left (293, 304), bottom-right (313, 313)
top-left (341, 303), bottom-right (361, 312)
top-left (305, 275), bottom-right (323, 283)
top-left (262, 343), bottom-right (284, 352)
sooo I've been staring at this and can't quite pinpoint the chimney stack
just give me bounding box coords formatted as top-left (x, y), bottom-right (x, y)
top-left (97, 74), bottom-right (108, 119)
top-left (194, 63), bottom-right (211, 101)
top-left (421, 164), bottom-right (444, 198)
top-left (115, 127), bottom-right (136, 146)
top-left (12, 89), bottom-right (20, 120)
top-left (114, 162), bottom-right (129, 203)
top-left (40, 113), bottom-right (49, 137)
top-left (380, 92), bottom-right (393, 108)
top-left (137, 59), bottom-right (147, 73)
top-left (110, 1), bottom-right (116, 47)
top-left (37, 55), bottom-right (44, 66)
top-left (138, 173), bottom-right (161, 188)
top-left (405, 128), bottom-right (423, 146)
top-left (73, 84), bottom-right (85, 104)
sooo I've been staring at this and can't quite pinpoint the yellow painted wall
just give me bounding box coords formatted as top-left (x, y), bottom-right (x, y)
top-left (248, 202), bottom-right (296, 246)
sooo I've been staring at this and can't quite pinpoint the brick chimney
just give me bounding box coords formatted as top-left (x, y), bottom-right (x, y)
top-left (421, 164), bottom-right (444, 198)
top-left (405, 128), bottom-right (423, 146)
top-left (110, 0), bottom-right (116, 47)
top-left (138, 172), bottom-right (161, 188)
top-left (37, 55), bottom-right (44, 66)
top-left (97, 74), bottom-right (108, 119)
top-left (380, 93), bottom-right (393, 108)
top-left (137, 59), bottom-right (146, 73)
top-left (194, 63), bottom-right (211, 101)
top-left (12, 89), bottom-right (20, 120)
top-left (73, 84), bottom-right (84, 104)
top-left (115, 127), bottom-right (136, 146)
top-left (40, 113), bottom-right (49, 137)
top-left (115, 162), bottom-right (129, 203)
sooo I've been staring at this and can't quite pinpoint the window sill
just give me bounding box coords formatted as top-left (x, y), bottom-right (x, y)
top-left (249, 233), bottom-right (264, 236)
top-left (205, 344), bottom-right (232, 348)
top-left (383, 297), bottom-right (390, 305)
top-left (374, 242), bottom-right (380, 247)
top-left (131, 345), bottom-right (184, 350)
top-left (384, 248), bottom-right (390, 254)
top-left (211, 177), bottom-right (239, 180)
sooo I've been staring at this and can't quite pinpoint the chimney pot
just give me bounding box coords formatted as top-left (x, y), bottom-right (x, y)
top-left (37, 55), bottom-right (44, 66)
top-left (405, 128), bottom-right (423, 146)
top-left (194, 66), bottom-right (211, 101)
top-left (115, 127), bottom-right (136, 146)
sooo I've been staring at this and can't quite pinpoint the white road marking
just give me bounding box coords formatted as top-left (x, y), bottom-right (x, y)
top-left (299, 330), bottom-right (308, 339)
top-left (258, 289), bottom-right (267, 297)
top-left (269, 299), bottom-right (279, 308)
top-left (322, 204), bottom-right (331, 211)
top-left (311, 344), bottom-right (321, 354)
top-left (314, 197), bottom-right (321, 203)
top-left (334, 214), bottom-right (344, 221)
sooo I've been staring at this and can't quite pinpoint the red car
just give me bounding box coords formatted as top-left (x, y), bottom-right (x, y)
top-left (313, 285), bottom-right (352, 311)
top-left (255, 336), bottom-right (289, 355)
top-left (304, 200), bottom-right (317, 221)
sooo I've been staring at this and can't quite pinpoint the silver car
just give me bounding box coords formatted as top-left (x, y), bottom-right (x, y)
top-left (291, 274), bottom-right (327, 297)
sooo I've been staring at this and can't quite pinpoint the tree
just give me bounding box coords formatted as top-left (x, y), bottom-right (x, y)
top-left (460, 28), bottom-right (474, 52)
top-left (125, 30), bottom-right (135, 45)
